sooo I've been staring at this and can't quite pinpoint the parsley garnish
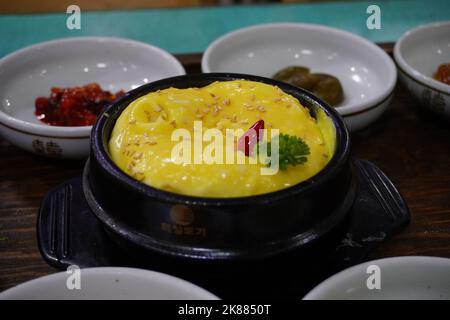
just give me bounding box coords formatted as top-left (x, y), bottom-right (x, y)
top-left (257, 133), bottom-right (310, 170)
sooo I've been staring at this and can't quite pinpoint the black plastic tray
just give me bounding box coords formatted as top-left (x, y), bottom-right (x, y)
top-left (37, 159), bottom-right (409, 298)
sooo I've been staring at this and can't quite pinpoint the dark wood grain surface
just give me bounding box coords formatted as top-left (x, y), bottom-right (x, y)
top-left (1, 45), bottom-right (450, 292)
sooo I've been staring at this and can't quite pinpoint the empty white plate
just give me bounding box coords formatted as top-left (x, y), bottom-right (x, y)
top-left (0, 267), bottom-right (218, 300)
top-left (303, 256), bottom-right (450, 300)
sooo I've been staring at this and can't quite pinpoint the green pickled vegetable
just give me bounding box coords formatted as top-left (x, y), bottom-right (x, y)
top-left (273, 66), bottom-right (344, 107)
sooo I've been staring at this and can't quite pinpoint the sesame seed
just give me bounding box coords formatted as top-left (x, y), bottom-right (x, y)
top-left (127, 160), bottom-right (136, 170)
top-left (154, 105), bottom-right (162, 112)
top-left (212, 104), bottom-right (221, 116)
top-left (133, 152), bottom-right (143, 160)
top-left (222, 98), bottom-right (231, 106)
top-left (128, 119), bottom-right (136, 124)
top-left (144, 110), bottom-right (152, 121)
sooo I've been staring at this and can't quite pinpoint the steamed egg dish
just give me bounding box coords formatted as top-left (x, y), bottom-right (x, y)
top-left (109, 80), bottom-right (335, 197)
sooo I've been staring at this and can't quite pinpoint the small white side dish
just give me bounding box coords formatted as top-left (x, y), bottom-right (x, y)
top-left (394, 21), bottom-right (450, 118)
top-left (202, 23), bottom-right (397, 132)
top-left (0, 37), bottom-right (185, 158)
top-left (303, 256), bottom-right (450, 300)
top-left (0, 267), bottom-right (218, 300)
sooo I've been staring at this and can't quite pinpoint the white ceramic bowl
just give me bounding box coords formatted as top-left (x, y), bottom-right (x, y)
top-left (303, 256), bottom-right (450, 300)
top-left (0, 37), bottom-right (185, 158)
top-left (394, 21), bottom-right (450, 118)
top-left (0, 267), bottom-right (218, 300)
top-left (202, 23), bottom-right (397, 132)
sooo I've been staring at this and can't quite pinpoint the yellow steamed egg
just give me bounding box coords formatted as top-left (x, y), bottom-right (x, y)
top-left (109, 80), bottom-right (335, 197)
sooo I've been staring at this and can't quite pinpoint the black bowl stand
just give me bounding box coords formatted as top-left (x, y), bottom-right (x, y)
top-left (37, 158), bottom-right (409, 298)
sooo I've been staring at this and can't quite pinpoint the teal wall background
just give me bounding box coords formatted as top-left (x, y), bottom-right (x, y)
top-left (0, 0), bottom-right (449, 57)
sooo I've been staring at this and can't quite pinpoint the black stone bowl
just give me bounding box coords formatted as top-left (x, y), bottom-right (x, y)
top-left (84, 73), bottom-right (355, 260)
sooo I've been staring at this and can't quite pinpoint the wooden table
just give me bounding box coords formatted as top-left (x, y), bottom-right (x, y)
top-left (1, 46), bottom-right (450, 292)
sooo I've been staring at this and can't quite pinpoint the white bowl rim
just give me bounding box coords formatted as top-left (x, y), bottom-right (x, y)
top-left (0, 36), bottom-right (185, 138)
top-left (303, 255), bottom-right (450, 300)
top-left (394, 21), bottom-right (450, 95)
top-left (202, 22), bottom-right (397, 115)
top-left (0, 266), bottom-right (219, 299)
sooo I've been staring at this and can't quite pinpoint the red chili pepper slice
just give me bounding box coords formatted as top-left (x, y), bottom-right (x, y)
top-left (237, 120), bottom-right (265, 156)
